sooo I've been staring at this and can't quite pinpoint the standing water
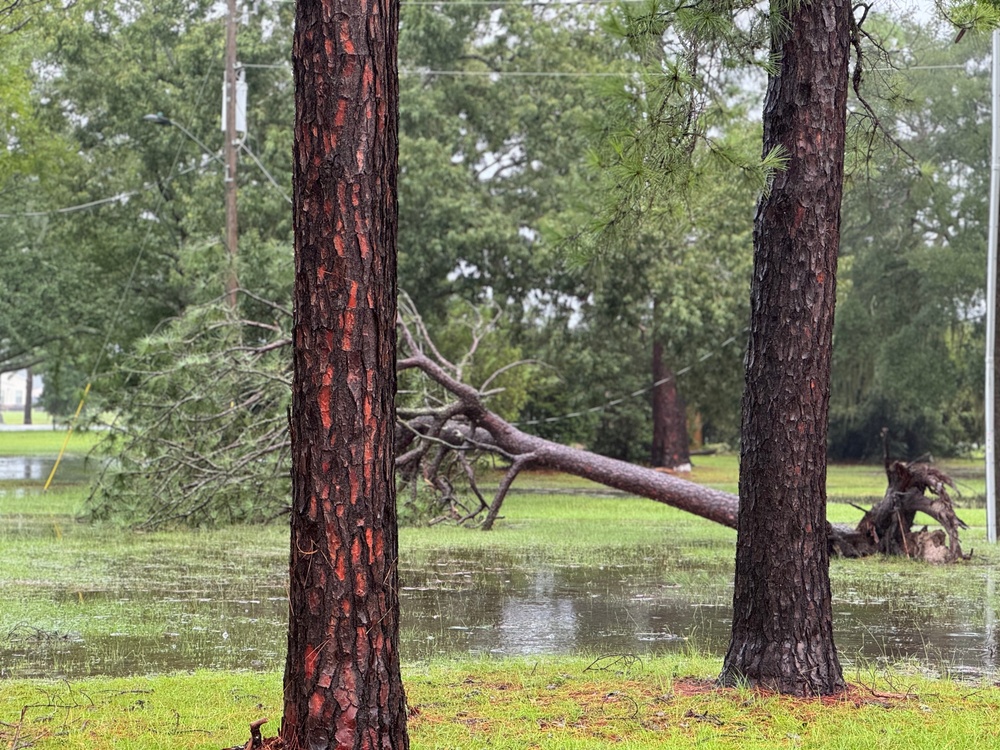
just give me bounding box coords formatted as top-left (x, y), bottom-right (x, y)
top-left (1, 462), bottom-right (997, 680)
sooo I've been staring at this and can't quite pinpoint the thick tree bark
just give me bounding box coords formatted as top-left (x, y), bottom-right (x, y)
top-left (719, 0), bottom-right (850, 695)
top-left (651, 339), bottom-right (690, 470)
top-left (284, 0), bottom-right (408, 746)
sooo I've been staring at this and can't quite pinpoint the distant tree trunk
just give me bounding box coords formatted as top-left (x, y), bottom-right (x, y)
top-left (651, 339), bottom-right (690, 470)
top-left (283, 0), bottom-right (408, 745)
top-left (23, 367), bottom-right (32, 425)
top-left (720, 0), bottom-right (850, 696)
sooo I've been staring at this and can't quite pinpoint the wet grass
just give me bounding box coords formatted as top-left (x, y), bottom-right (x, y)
top-left (404, 490), bottom-right (737, 561)
top-left (3, 657), bottom-right (1000, 749)
top-left (406, 656), bottom-right (1000, 749)
top-left (4, 476), bottom-right (1000, 681)
top-left (2, 459), bottom-right (1000, 745)
top-left (3, 486), bottom-right (741, 678)
top-left (0, 669), bottom-right (281, 750)
top-left (0, 429), bottom-right (100, 457)
top-left (660, 453), bottom-right (986, 500)
top-left (505, 454), bottom-right (986, 503)
top-left (0, 486), bottom-right (289, 678)
top-left (2, 449), bottom-right (998, 678)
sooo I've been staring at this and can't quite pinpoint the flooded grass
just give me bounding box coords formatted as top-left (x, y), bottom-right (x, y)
top-left (3, 447), bottom-right (999, 747)
top-left (0, 429), bottom-right (103, 489)
top-left (0, 494), bottom-right (290, 678)
top-left (1, 452), bottom-right (998, 682)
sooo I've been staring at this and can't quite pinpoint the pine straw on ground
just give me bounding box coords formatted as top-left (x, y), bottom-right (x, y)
top-left (235, 679), bottom-right (926, 750)
top-left (6, 661), bottom-right (1000, 750)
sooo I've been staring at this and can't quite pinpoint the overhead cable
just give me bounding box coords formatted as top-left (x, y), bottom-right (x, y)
top-left (240, 142), bottom-right (292, 204)
top-left (0, 161), bottom-right (213, 219)
top-left (514, 329), bottom-right (747, 428)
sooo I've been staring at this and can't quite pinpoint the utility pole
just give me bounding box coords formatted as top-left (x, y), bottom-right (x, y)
top-left (223, 0), bottom-right (239, 309)
top-left (987, 30), bottom-right (1000, 544)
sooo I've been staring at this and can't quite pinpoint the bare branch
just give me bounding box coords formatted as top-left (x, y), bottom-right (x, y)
top-left (479, 359), bottom-right (542, 393)
top-left (398, 291), bottom-right (456, 372)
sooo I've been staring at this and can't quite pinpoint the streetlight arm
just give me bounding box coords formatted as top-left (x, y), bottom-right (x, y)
top-left (142, 114), bottom-right (225, 168)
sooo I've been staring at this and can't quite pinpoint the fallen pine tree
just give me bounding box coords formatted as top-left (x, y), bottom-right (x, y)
top-left (396, 312), bottom-right (969, 563)
top-left (89, 299), bottom-right (970, 564)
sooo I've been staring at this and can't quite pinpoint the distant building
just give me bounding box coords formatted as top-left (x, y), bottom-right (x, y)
top-left (0, 370), bottom-right (42, 410)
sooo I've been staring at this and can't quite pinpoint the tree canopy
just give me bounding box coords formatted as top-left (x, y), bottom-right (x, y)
top-left (832, 19), bottom-right (991, 459)
top-left (0, 0), bottom-right (990, 521)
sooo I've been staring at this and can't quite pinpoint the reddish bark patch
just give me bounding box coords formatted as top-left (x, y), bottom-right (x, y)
top-left (304, 644), bottom-right (319, 682)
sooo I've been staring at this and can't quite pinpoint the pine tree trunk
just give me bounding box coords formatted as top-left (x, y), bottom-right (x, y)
top-left (651, 339), bottom-right (690, 470)
top-left (720, 0), bottom-right (850, 696)
top-left (283, 0), bottom-right (408, 745)
top-left (22, 367), bottom-right (32, 425)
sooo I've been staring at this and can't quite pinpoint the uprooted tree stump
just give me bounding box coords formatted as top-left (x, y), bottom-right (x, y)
top-left (828, 431), bottom-right (969, 562)
top-left (396, 308), bottom-right (970, 563)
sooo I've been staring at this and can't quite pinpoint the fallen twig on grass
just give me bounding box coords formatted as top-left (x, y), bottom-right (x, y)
top-left (584, 654), bottom-right (643, 673)
top-left (226, 717), bottom-right (283, 750)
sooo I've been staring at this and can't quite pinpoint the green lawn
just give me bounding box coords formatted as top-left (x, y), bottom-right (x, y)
top-left (0, 428), bottom-right (100, 456)
top-left (504, 452), bottom-right (985, 504)
top-left (684, 453), bottom-right (986, 500)
top-left (0, 408), bottom-right (54, 426)
top-left (2, 658), bottom-right (1000, 749)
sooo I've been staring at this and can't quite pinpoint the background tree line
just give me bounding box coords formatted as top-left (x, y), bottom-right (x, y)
top-left (0, 0), bottom-right (992, 523)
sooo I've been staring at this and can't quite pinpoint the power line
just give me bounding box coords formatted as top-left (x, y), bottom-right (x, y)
top-left (514, 328), bottom-right (747, 428)
top-left (875, 64), bottom-right (970, 71)
top-left (233, 63), bottom-right (629, 77)
top-left (218, 63), bottom-right (975, 77)
top-left (399, 0), bottom-right (633, 4)
top-left (1, 136), bottom-right (293, 218)
top-left (90, 64), bottom-right (220, 381)
top-left (0, 192), bottom-right (140, 218)
top-left (407, 62), bottom-right (980, 77)
top-left (240, 141), bottom-right (292, 204)
top-left (0, 161), bottom-right (214, 219)
top-left (403, 68), bottom-right (627, 77)
top-left (44, 66), bottom-right (221, 489)
top-left (272, 0), bottom-right (637, 5)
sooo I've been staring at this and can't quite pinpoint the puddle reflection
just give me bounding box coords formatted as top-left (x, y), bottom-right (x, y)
top-left (3, 547), bottom-right (999, 680)
top-left (0, 456), bottom-right (93, 483)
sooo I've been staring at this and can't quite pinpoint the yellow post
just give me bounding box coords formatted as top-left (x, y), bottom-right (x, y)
top-left (43, 381), bottom-right (92, 491)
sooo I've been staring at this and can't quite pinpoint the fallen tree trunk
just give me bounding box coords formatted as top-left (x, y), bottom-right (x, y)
top-left (397, 413), bottom-right (739, 530)
top-left (397, 313), bottom-right (968, 561)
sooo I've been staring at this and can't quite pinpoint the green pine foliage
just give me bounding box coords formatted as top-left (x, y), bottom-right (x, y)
top-left (87, 303), bottom-right (291, 527)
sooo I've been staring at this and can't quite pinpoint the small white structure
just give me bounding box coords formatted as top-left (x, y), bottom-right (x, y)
top-left (0, 370), bottom-right (41, 410)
